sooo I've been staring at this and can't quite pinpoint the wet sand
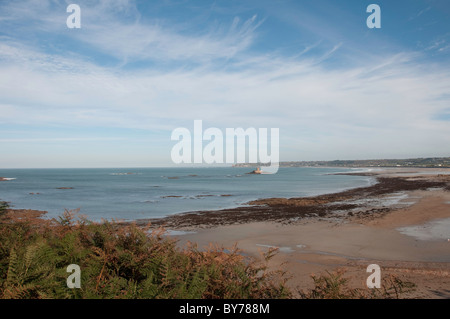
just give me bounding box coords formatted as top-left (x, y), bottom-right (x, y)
top-left (147, 168), bottom-right (450, 298)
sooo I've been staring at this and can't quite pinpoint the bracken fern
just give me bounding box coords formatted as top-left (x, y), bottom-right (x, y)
top-left (0, 210), bottom-right (291, 299)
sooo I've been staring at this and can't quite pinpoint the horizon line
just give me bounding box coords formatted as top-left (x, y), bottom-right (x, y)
top-left (1, 155), bottom-right (449, 170)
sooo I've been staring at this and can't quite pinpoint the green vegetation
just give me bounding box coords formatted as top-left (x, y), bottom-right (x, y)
top-left (0, 209), bottom-right (415, 299)
top-left (299, 270), bottom-right (415, 299)
top-left (234, 156), bottom-right (450, 168)
top-left (0, 210), bottom-right (290, 299)
top-left (0, 201), bottom-right (8, 217)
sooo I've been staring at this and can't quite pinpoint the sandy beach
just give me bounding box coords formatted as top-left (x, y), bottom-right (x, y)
top-left (148, 168), bottom-right (450, 298)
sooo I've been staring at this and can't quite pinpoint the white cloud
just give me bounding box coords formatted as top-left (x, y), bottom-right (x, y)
top-left (0, 137), bottom-right (125, 143)
top-left (0, 0), bottom-right (262, 64)
top-left (79, 16), bottom-right (261, 63)
top-left (0, 0), bottom-right (450, 166)
top-left (1, 41), bottom-right (449, 135)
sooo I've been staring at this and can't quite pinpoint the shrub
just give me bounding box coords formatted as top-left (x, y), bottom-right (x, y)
top-left (299, 269), bottom-right (416, 299)
top-left (0, 209), bottom-right (416, 299)
top-left (0, 210), bottom-right (291, 299)
top-left (0, 201), bottom-right (8, 217)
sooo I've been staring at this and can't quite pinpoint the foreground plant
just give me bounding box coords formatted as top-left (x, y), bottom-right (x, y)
top-left (0, 208), bottom-right (417, 299)
top-left (0, 210), bottom-right (291, 299)
top-left (299, 269), bottom-right (416, 299)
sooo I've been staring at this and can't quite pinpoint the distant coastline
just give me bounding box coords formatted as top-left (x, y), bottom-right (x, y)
top-left (233, 156), bottom-right (450, 169)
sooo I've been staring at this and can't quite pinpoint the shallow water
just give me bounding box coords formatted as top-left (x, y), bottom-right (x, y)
top-left (163, 229), bottom-right (197, 236)
top-left (0, 167), bottom-right (374, 222)
top-left (256, 244), bottom-right (295, 253)
top-left (397, 218), bottom-right (450, 241)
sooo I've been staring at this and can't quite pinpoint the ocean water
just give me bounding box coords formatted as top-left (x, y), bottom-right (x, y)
top-left (0, 167), bottom-right (374, 222)
top-left (397, 218), bottom-right (450, 241)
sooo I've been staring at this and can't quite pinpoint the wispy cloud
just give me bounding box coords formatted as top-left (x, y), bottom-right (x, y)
top-left (409, 6), bottom-right (432, 20)
top-left (83, 15), bottom-right (262, 63)
top-left (0, 137), bottom-right (125, 143)
top-left (0, 0), bottom-right (263, 66)
top-left (0, 0), bottom-right (450, 167)
top-left (1, 39), bottom-right (449, 133)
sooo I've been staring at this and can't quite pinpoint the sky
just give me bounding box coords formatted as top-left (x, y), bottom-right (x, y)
top-left (0, 0), bottom-right (449, 168)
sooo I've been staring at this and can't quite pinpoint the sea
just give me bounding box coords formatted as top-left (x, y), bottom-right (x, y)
top-left (0, 167), bottom-right (375, 222)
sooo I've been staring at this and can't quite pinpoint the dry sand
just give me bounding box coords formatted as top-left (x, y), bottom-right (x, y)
top-left (171, 168), bottom-right (450, 298)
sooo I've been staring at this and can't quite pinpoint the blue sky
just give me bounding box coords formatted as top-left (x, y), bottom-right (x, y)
top-left (0, 0), bottom-right (449, 168)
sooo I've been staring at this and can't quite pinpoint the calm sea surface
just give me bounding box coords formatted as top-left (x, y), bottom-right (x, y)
top-left (0, 167), bottom-right (375, 222)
